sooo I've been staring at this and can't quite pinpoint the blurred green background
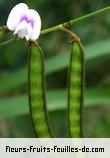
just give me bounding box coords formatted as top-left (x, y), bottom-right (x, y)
top-left (0, 0), bottom-right (110, 137)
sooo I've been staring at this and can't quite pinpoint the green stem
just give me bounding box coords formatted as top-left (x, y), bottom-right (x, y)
top-left (40, 6), bottom-right (110, 35)
top-left (0, 36), bottom-right (16, 47)
top-left (0, 6), bottom-right (109, 42)
top-left (59, 26), bottom-right (80, 42)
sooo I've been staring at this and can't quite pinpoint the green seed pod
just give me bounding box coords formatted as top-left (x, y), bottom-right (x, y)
top-left (28, 42), bottom-right (52, 138)
top-left (68, 41), bottom-right (84, 138)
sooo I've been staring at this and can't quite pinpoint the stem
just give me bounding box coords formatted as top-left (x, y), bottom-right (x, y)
top-left (59, 26), bottom-right (80, 42)
top-left (0, 36), bottom-right (16, 47)
top-left (40, 6), bottom-right (110, 35)
top-left (40, 25), bottom-right (61, 35)
top-left (0, 6), bottom-right (109, 42)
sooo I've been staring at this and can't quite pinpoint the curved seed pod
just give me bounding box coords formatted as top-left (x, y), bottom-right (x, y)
top-left (28, 42), bottom-right (52, 138)
top-left (68, 41), bottom-right (84, 138)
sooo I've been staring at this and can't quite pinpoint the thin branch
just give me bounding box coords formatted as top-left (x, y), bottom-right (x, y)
top-left (0, 6), bottom-right (110, 42)
top-left (40, 6), bottom-right (110, 35)
top-left (0, 36), bottom-right (16, 47)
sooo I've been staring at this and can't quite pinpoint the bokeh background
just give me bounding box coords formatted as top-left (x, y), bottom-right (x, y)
top-left (0, 0), bottom-right (110, 137)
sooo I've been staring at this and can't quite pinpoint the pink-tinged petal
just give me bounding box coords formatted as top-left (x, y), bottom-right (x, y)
top-left (14, 20), bottom-right (27, 35)
top-left (25, 23), bottom-right (32, 41)
top-left (7, 3), bottom-right (28, 31)
top-left (14, 20), bottom-right (32, 41)
top-left (28, 9), bottom-right (41, 40)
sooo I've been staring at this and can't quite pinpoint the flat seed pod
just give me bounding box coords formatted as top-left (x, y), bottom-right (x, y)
top-left (28, 43), bottom-right (52, 138)
top-left (68, 41), bottom-right (84, 138)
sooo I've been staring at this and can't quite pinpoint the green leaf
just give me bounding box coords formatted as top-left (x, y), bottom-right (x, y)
top-left (85, 39), bottom-right (110, 60)
top-left (0, 95), bottom-right (28, 119)
top-left (0, 89), bottom-right (110, 119)
top-left (45, 53), bottom-right (69, 74)
top-left (86, 88), bottom-right (110, 105)
top-left (0, 67), bottom-right (27, 93)
top-left (0, 39), bottom-right (110, 93)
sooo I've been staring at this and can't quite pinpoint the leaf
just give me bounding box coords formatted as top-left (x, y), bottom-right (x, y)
top-left (0, 89), bottom-right (110, 119)
top-left (0, 39), bottom-right (110, 93)
top-left (0, 95), bottom-right (28, 119)
top-left (86, 88), bottom-right (110, 105)
top-left (0, 67), bottom-right (27, 93)
top-left (85, 39), bottom-right (110, 60)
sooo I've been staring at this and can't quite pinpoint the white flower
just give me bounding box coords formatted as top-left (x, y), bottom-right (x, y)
top-left (7, 3), bottom-right (41, 41)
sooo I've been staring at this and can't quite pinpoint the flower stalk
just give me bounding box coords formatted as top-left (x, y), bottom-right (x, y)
top-left (40, 6), bottom-right (110, 35)
top-left (0, 36), bottom-right (16, 47)
top-left (0, 5), bottom-right (110, 45)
